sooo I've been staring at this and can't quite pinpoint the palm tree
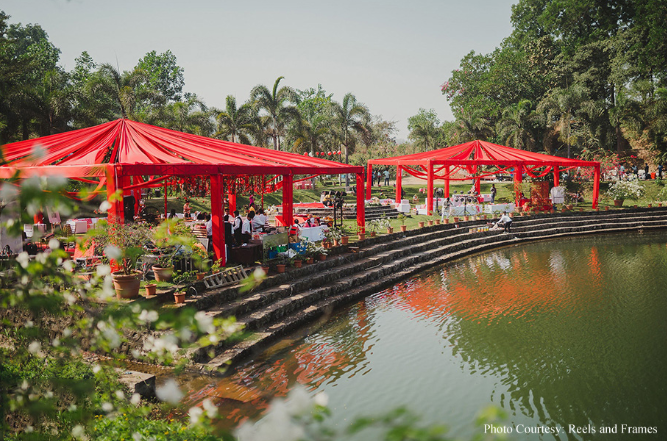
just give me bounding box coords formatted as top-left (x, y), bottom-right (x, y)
top-left (216, 95), bottom-right (256, 144)
top-left (537, 84), bottom-right (589, 158)
top-left (250, 76), bottom-right (300, 150)
top-left (453, 109), bottom-right (493, 144)
top-left (333, 93), bottom-right (369, 185)
top-left (87, 64), bottom-right (147, 119)
top-left (496, 100), bottom-right (536, 151)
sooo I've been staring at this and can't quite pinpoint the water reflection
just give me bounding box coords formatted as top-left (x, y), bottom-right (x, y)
top-left (184, 233), bottom-right (667, 439)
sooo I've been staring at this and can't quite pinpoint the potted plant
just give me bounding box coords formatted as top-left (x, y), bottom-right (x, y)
top-left (325, 228), bottom-right (342, 246)
top-left (151, 220), bottom-right (200, 282)
top-left (87, 220), bottom-right (153, 299)
top-left (339, 226), bottom-right (349, 245)
top-left (378, 217), bottom-right (392, 234)
top-left (397, 214), bottom-right (407, 232)
top-left (174, 291), bottom-right (186, 304)
top-left (607, 180), bottom-right (645, 207)
top-left (292, 255), bottom-right (303, 268)
top-left (418, 220), bottom-right (425, 228)
top-left (145, 283), bottom-right (157, 297)
top-left (367, 219), bottom-right (379, 237)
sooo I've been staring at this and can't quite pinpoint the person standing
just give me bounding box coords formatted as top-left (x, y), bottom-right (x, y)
top-left (232, 210), bottom-right (243, 245)
top-left (383, 169), bottom-right (390, 186)
top-left (659, 164), bottom-right (663, 179)
top-left (377, 171), bottom-right (382, 187)
top-left (241, 211), bottom-right (254, 244)
top-left (490, 184), bottom-right (497, 203)
top-left (645, 164), bottom-right (650, 179)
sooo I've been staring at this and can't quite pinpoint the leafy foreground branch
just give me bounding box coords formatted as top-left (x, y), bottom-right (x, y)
top-left (0, 178), bottom-right (507, 440)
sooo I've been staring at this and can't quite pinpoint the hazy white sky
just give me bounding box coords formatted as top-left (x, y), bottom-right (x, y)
top-left (3, 0), bottom-right (517, 140)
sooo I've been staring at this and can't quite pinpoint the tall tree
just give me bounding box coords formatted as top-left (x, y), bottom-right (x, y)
top-left (87, 64), bottom-right (147, 119)
top-left (407, 108), bottom-right (441, 151)
top-left (216, 95), bottom-right (256, 144)
top-left (333, 93), bottom-right (369, 185)
top-left (250, 76), bottom-right (299, 150)
top-left (496, 100), bottom-right (536, 151)
top-left (136, 50), bottom-right (184, 103)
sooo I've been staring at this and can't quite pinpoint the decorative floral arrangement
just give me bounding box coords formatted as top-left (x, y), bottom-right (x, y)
top-left (607, 180), bottom-right (645, 201)
top-left (324, 228), bottom-right (342, 242)
top-left (306, 240), bottom-right (327, 256)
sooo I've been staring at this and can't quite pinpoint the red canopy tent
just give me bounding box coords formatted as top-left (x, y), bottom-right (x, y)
top-left (0, 118), bottom-right (365, 263)
top-left (367, 140), bottom-right (601, 213)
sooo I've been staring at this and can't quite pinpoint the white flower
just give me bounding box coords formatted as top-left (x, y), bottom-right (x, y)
top-left (235, 399), bottom-right (304, 441)
top-left (115, 390), bottom-right (125, 400)
top-left (155, 379), bottom-right (183, 405)
top-left (189, 406), bottom-right (204, 425)
top-left (99, 200), bottom-right (112, 213)
top-left (104, 245), bottom-right (122, 260)
top-left (202, 398), bottom-right (218, 418)
top-left (132, 432), bottom-right (142, 441)
top-left (51, 338), bottom-right (60, 347)
top-left (25, 320), bottom-right (34, 328)
top-left (313, 391), bottom-right (328, 407)
top-left (31, 143), bottom-right (46, 159)
top-left (63, 328), bottom-right (72, 337)
top-left (26, 425), bottom-right (34, 433)
top-left (285, 386), bottom-right (311, 416)
top-left (16, 252), bottom-right (30, 268)
top-left (71, 424), bottom-right (86, 439)
top-left (96, 264), bottom-right (111, 277)
top-left (21, 380), bottom-right (29, 390)
top-left (62, 260), bottom-right (74, 272)
top-left (130, 393), bottom-right (141, 406)
top-left (45, 390), bottom-right (54, 399)
top-left (28, 341), bottom-right (44, 357)
top-left (68, 404), bottom-right (77, 412)
top-left (138, 309), bottom-right (159, 324)
top-left (253, 267), bottom-right (266, 279)
top-left (35, 252), bottom-right (48, 264)
top-left (194, 311), bottom-right (215, 334)
top-left (101, 402), bottom-right (113, 412)
top-left (48, 238), bottom-right (60, 250)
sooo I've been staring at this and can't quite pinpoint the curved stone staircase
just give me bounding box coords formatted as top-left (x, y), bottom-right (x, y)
top-left (187, 208), bottom-right (667, 373)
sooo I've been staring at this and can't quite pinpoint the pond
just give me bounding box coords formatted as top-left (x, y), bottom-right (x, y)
top-left (184, 232), bottom-right (667, 440)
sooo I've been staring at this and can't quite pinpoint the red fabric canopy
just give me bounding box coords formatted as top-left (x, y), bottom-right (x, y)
top-left (0, 118), bottom-right (363, 178)
top-left (367, 140), bottom-right (601, 211)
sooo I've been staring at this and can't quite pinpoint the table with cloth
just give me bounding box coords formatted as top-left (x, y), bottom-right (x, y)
top-left (448, 205), bottom-right (483, 216)
top-left (484, 203), bottom-right (515, 214)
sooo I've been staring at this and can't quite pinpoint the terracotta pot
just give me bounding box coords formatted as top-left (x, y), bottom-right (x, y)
top-left (152, 265), bottom-right (173, 282)
top-left (145, 283), bottom-right (157, 297)
top-left (174, 291), bottom-right (186, 304)
top-left (418, 221), bottom-right (425, 228)
top-left (112, 271), bottom-right (141, 299)
top-left (453, 217), bottom-right (459, 222)
top-left (444, 219), bottom-right (449, 224)
top-left (605, 206), bottom-right (609, 211)
top-left (463, 216), bottom-right (469, 221)
top-left (400, 225), bottom-right (407, 232)
top-left (648, 204), bottom-right (652, 208)
top-left (427, 220), bottom-right (434, 226)
top-left (509, 213), bottom-right (514, 217)
top-left (276, 264), bottom-right (286, 273)
top-left (294, 260), bottom-right (302, 268)
top-left (435, 219), bottom-right (440, 225)
top-left (261, 265), bottom-right (270, 274)
top-left (305, 258), bottom-right (313, 265)
top-left (566, 204), bottom-right (574, 210)
top-left (358, 233), bottom-right (366, 241)
top-left (340, 236), bottom-right (349, 245)
top-left (634, 205), bottom-right (638, 209)
top-left (196, 272), bottom-right (206, 280)
top-left (387, 227), bottom-right (394, 234)
top-left (333, 240), bottom-right (339, 247)
top-left (659, 203), bottom-right (663, 207)
top-left (370, 231), bottom-right (376, 237)
top-left (579, 208), bottom-right (584, 212)
top-left (318, 254), bottom-right (327, 261)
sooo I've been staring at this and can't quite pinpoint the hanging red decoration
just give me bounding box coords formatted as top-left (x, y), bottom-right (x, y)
top-left (327, 152), bottom-right (332, 156)
top-left (338, 150), bottom-right (342, 155)
top-left (303, 152), bottom-right (308, 156)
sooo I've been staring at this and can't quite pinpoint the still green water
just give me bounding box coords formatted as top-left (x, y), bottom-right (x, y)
top-left (185, 232), bottom-right (667, 440)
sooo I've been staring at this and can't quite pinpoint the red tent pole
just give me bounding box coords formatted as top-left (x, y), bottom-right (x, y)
top-left (475, 166), bottom-right (481, 194)
top-left (592, 165), bottom-right (600, 209)
top-left (356, 173), bottom-right (365, 233)
top-left (163, 180), bottom-right (168, 218)
top-left (105, 165), bottom-right (122, 224)
top-left (283, 174), bottom-right (294, 227)
top-left (395, 166), bottom-right (402, 202)
top-left (229, 193), bottom-right (237, 214)
top-left (366, 164), bottom-right (373, 200)
top-left (210, 174), bottom-right (226, 264)
top-left (445, 166), bottom-right (450, 198)
top-left (427, 161), bottom-right (434, 215)
top-left (514, 165), bottom-right (523, 207)
top-left (553, 165), bottom-right (560, 187)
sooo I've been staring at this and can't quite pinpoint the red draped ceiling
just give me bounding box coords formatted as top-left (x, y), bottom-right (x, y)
top-left (367, 140), bottom-right (599, 179)
top-left (0, 118), bottom-right (363, 179)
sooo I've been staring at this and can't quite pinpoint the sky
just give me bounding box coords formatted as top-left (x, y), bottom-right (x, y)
top-left (3, 0), bottom-right (517, 141)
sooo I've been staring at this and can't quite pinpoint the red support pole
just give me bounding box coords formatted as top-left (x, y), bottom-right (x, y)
top-left (356, 173), bottom-right (365, 233)
top-left (164, 180), bottom-right (168, 219)
top-left (427, 161), bottom-right (434, 215)
top-left (592, 165), bottom-right (600, 209)
top-left (514, 165), bottom-right (523, 207)
top-left (228, 193), bottom-right (237, 214)
top-left (444, 166), bottom-right (450, 198)
top-left (366, 164), bottom-right (373, 200)
top-left (554, 165), bottom-right (560, 187)
top-left (210, 174), bottom-right (226, 264)
top-left (475, 168), bottom-right (481, 194)
top-left (395, 166), bottom-right (402, 202)
top-left (283, 174), bottom-right (294, 227)
top-left (105, 165), bottom-right (123, 224)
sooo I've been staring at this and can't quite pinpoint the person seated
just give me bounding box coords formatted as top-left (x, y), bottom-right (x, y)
top-left (183, 200), bottom-right (191, 218)
top-left (168, 209), bottom-right (177, 219)
top-left (495, 212), bottom-right (513, 233)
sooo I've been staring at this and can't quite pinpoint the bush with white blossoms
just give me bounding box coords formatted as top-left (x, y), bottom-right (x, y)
top-left (607, 179), bottom-right (645, 201)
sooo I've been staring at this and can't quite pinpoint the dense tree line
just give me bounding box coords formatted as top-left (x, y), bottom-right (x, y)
top-left (408, 0), bottom-right (667, 162)
top-left (0, 11), bottom-right (397, 167)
